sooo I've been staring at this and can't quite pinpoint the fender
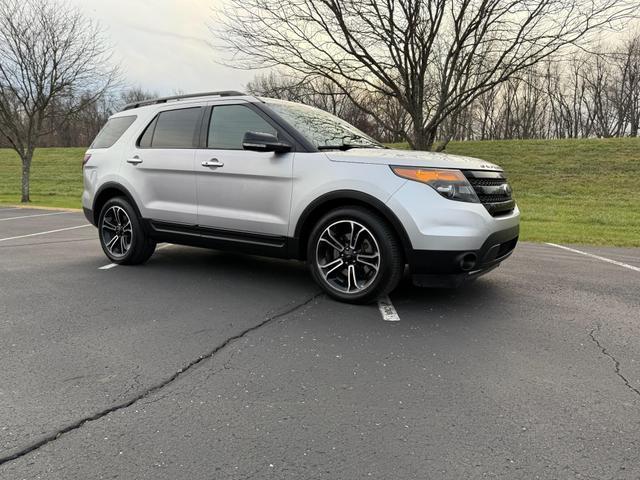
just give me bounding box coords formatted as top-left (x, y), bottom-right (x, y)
top-left (291, 189), bottom-right (412, 260)
top-left (92, 181), bottom-right (143, 225)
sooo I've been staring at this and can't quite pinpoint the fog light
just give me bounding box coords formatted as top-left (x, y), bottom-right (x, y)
top-left (459, 253), bottom-right (477, 271)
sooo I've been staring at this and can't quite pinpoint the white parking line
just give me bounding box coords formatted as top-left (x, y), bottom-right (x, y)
top-left (0, 211), bottom-right (70, 222)
top-left (378, 296), bottom-right (400, 322)
top-left (98, 243), bottom-right (172, 270)
top-left (545, 242), bottom-right (640, 273)
top-left (0, 224), bottom-right (91, 243)
top-left (98, 263), bottom-right (118, 270)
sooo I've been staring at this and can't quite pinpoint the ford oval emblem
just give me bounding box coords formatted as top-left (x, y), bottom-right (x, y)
top-left (501, 183), bottom-right (512, 196)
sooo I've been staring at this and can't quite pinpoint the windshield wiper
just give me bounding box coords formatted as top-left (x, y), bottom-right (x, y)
top-left (317, 143), bottom-right (373, 151)
top-left (317, 133), bottom-right (385, 151)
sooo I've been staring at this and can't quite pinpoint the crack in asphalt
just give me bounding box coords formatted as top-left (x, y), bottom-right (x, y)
top-left (589, 324), bottom-right (640, 398)
top-left (0, 292), bottom-right (322, 467)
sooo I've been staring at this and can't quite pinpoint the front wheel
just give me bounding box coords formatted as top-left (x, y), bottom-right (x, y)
top-left (98, 197), bottom-right (156, 265)
top-left (307, 207), bottom-right (404, 304)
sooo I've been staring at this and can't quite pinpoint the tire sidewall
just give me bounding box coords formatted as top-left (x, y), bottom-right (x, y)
top-left (307, 207), bottom-right (400, 303)
top-left (98, 197), bottom-right (145, 264)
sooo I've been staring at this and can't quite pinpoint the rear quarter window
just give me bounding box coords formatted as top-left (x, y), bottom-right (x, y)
top-left (91, 116), bottom-right (136, 149)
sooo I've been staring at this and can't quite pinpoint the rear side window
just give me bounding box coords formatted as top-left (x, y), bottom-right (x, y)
top-left (91, 116), bottom-right (136, 149)
top-left (143, 107), bottom-right (201, 149)
top-left (208, 105), bottom-right (277, 149)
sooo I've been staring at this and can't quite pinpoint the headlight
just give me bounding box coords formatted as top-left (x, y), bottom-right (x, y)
top-left (390, 166), bottom-right (479, 203)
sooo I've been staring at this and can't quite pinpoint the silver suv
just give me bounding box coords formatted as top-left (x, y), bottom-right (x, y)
top-left (83, 91), bottom-right (519, 303)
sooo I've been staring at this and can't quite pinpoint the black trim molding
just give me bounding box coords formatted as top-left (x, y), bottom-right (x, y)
top-left (409, 225), bottom-right (519, 275)
top-left (92, 182), bottom-right (142, 225)
top-left (143, 219), bottom-right (290, 258)
top-left (291, 189), bottom-right (413, 259)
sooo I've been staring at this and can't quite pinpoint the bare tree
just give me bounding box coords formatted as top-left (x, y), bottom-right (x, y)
top-left (0, 0), bottom-right (116, 202)
top-left (216, 0), bottom-right (637, 150)
top-left (616, 34), bottom-right (640, 136)
top-left (117, 87), bottom-right (158, 110)
top-left (248, 71), bottom-right (395, 138)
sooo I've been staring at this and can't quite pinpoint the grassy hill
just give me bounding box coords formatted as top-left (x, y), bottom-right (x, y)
top-left (1, 138), bottom-right (639, 246)
top-left (0, 147), bottom-right (86, 209)
top-left (390, 138), bottom-right (640, 247)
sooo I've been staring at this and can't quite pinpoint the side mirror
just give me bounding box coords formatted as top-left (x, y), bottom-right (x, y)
top-left (242, 131), bottom-right (292, 153)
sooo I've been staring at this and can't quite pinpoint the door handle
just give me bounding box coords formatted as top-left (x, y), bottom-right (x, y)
top-left (202, 159), bottom-right (224, 168)
top-left (127, 156), bottom-right (143, 165)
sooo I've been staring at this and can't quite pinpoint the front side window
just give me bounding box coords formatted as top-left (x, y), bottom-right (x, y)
top-left (208, 105), bottom-right (277, 150)
top-left (142, 107), bottom-right (201, 149)
top-left (91, 116), bottom-right (136, 149)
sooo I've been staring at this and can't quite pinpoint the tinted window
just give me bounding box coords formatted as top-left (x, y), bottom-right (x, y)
top-left (91, 116), bottom-right (136, 149)
top-left (151, 107), bottom-right (201, 148)
top-left (138, 116), bottom-right (158, 148)
top-left (208, 105), bottom-right (277, 149)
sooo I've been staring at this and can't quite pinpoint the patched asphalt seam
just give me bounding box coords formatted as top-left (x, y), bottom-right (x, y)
top-left (0, 292), bottom-right (323, 467)
top-left (589, 324), bottom-right (640, 398)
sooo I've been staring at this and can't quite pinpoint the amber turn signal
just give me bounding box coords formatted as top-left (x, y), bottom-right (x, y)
top-left (390, 167), bottom-right (466, 183)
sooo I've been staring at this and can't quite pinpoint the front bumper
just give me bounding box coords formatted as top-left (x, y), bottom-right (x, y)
top-left (409, 225), bottom-right (519, 288)
top-left (386, 179), bottom-right (520, 252)
top-left (385, 177), bottom-right (520, 287)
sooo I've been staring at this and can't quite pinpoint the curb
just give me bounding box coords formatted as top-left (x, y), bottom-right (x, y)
top-left (0, 204), bottom-right (82, 212)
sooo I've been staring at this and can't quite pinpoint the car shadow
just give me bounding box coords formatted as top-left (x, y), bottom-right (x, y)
top-left (388, 272), bottom-right (514, 325)
top-left (136, 245), bottom-right (511, 323)
top-left (142, 245), bottom-right (314, 289)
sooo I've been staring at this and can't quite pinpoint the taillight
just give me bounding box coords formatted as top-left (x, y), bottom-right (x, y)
top-left (82, 153), bottom-right (91, 168)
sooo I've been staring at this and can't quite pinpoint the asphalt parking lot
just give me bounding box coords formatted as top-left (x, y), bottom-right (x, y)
top-left (0, 207), bottom-right (639, 479)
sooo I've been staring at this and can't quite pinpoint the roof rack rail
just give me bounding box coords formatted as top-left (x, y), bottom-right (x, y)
top-left (122, 90), bottom-right (245, 111)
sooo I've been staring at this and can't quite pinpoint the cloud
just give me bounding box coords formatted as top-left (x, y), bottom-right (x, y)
top-left (70, 0), bottom-right (255, 94)
top-left (120, 22), bottom-right (213, 50)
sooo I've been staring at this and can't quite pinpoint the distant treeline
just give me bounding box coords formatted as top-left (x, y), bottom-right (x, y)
top-left (0, 88), bottom-right (155, 149)
top-left (248, 35), bottom-right (640, 144)
top-left (2, 37), bottom-right (638, 149)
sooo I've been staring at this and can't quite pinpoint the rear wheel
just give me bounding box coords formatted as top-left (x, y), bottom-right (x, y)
top-left (307, 207), bottom-right (404, 304)
top-left (98, 197), bottom-right (156, 265)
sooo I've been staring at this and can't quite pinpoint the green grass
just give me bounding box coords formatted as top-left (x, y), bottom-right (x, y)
top-left (0, 147), bottom-right (85, 209)
top-left (1, 138), bottom-right (640, 246)
top-left (388, 138), bottom-right (640, 247)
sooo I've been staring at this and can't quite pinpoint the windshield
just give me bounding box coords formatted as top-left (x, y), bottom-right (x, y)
top-left (265, 99), bottom-right (383, 150)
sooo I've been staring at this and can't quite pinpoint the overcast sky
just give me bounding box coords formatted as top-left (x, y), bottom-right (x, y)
top-left (71, 0), bottom-right (257, 96)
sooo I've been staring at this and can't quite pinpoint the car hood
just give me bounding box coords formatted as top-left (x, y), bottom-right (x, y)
top-left (325, 148), bottom-right (502, 171)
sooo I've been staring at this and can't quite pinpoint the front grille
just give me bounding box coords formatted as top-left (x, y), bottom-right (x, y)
top-left (463, 170), bottom-right (515, 216)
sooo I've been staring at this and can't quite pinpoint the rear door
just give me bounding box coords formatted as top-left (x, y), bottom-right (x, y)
top-left (122, 106), bottom-right (202, 225)
top-left (194, 103), bottom-right (294, 237)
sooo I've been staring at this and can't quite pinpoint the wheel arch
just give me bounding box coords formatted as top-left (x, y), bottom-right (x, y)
top-left (291, 190), bottom-right (412, 261)
top-left (93, 182), bottom-right (142, 226)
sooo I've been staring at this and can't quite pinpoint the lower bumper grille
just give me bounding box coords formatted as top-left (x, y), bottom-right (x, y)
top-left (497, 236), bottom-right (518, 258)
top-left (463, 170), bottom-right (515, 216)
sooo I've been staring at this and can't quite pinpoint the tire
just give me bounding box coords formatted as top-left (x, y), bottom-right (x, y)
top-left (307, 206), bottom-right (404, 304)
top-left (98, 197), bottom-right (156, 265)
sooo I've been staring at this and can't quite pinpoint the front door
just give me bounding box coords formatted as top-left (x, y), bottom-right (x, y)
top-left (195, 104), bottom-right (294, 238)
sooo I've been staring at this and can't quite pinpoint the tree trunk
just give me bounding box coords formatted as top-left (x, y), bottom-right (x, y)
top-left (413, 134), bottom-right (434, 150)
top-left (412, 123), bottom-right (436, 151)
top-left (20, 151), bottom-right (32, 203)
